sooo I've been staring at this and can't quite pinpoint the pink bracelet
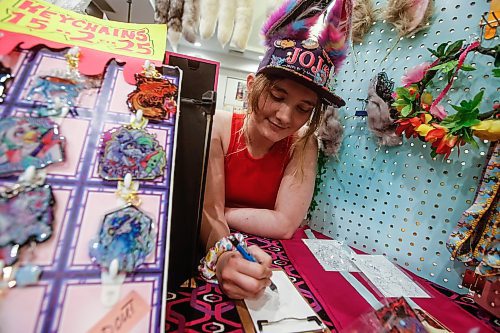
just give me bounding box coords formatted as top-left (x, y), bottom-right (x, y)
top-left (198, 233), bottom-right (246, 283)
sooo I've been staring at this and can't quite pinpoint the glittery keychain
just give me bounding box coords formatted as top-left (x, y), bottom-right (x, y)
top-left (0, 117), bottom-right (65, 176)
top-left (98, 112), bottom-right (166, 180)
top-left (89, 175), bottom-right (155, 273)
top-left (127, 60), bottom-right (178, 121)
top-left (0, 167), bottom-right (55, 289)
top-left (27, 47), bottom-right (83, 118)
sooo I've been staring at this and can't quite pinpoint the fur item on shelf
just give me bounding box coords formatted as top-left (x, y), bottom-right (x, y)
top-left (200, 0), bottom-right (219, 39)
top-left (154, 0), bottom-right (170, 23)
top-left (317, 106), bottom-right (343, 156)
top-left (217, 0), bottom-right (237, 47)
top-left (351, 0), bottom-right (376, 44)
top-left (383, 0), bottom-right (434, 37)
top-left (318, 0), bottom-right (353, 73)
top-left (168, 0), bottom-right (184, 51)
top-left (182, 0), bottom-right (200, 43)
top-left (366, 77), bottom-right (402, 147)
top-left (230, 0), bottom-right (255, 50)
top-left (261, 0), bottom-right (324, 47)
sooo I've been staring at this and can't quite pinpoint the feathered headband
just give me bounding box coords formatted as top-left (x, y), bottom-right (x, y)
top-left (257, 0), bottom-right (353, 106)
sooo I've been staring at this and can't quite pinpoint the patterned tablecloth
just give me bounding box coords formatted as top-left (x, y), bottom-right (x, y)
top-left (165, 233), bottom-right (499, 332)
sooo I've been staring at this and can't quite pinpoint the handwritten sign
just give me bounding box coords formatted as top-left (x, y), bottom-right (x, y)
top-left (88, 290), bottom-right (151, 333)
top-left (0, 0), bottom-right (166, 61)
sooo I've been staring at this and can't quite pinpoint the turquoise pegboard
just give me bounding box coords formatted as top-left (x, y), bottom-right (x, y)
top-left (309, 0), bottom-right (498, 294)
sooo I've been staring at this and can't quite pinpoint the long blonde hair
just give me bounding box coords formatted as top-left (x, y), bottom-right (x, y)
top-left (243, 73), bottom-right (326, 176)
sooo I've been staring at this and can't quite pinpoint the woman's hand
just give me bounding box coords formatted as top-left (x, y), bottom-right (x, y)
top-left (216, 245), bottom-right (273, 299)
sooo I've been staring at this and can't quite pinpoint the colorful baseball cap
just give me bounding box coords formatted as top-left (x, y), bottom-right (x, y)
top-left (257, 0), bottom-right (353, 107)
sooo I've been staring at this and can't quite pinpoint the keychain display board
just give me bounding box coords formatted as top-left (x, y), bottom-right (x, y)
top-left (309, 0), bottom-right (497, 293)
top-left (0, 48), bottom-right (178, 333)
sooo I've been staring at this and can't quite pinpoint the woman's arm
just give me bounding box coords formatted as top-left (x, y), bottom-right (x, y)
top-left (200, 111), bottom-right (273, 300)
top-left (225, 135), bottom-right (318, 239)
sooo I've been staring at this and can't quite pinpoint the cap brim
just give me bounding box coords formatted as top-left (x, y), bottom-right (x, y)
top-left (258, 66), bottom-right (346, 107)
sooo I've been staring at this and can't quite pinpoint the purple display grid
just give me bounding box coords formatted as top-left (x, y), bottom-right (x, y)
top-left (51, 277), bottom-right (159, 333)
top-left (0, 279), bottom-right (52, 332)
top-left (1, 50), bottom-right (30, 106)
top-left (0, 48), bottom-right (176, 333)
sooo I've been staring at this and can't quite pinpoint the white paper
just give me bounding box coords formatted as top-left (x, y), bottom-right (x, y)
top-left (244, 270), bottom-right (325, 333)
top-left (303, 239), bottom-right (360, 272)
top-left (352, 255), bottom-right (430, 298)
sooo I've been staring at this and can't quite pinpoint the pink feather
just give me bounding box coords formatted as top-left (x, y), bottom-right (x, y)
top-left (318, 0), bottom-right (353, 72)
top-left (408, 0), bottom-right (430, 33)
top-left (261, 0), bottom-right (295, 38)
top-left (261, 0), bottom-right (322, 46)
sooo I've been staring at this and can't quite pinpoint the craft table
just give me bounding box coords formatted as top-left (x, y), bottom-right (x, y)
top-left (165, 228), bottom-right (498, 332)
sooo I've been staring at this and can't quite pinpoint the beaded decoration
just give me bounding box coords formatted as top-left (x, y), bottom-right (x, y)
top-left (198, 233), bottom-right (246, 283)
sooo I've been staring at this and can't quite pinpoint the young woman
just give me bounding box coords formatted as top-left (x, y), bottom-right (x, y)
top-left (200, 72), bottom-right (324, 299)
top-left (198, 0), bottom-right (351, 300)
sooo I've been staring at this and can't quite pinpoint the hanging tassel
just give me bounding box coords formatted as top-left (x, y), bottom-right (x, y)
top-left (351, 0), bottom-right (376, 44)
top-left (217, 0), bottom-right (237, 47)
top-left (154, 0), bottom-right (170, 23)
top-left (317, 106), bottom-right (344, 157)
top-left (168, 0), bottom-right (184, 51)
top-left (230, 0), bottom-right (255, 50)
top-left (200, 0), bottom-right (220, 39)
top-left (182, 0), bottom-right (200, 44)
top-left (383, 0), bottom-right (434, 37)
top-left (318, 0), bottom-right (353, 72)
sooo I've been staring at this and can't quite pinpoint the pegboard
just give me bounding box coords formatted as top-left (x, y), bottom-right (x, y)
top-left (309, 0), bottom-right (498, 294)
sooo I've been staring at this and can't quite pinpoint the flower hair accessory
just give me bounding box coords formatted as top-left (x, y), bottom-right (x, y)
top-left (393, 39), bottom-right (500, 158)
top-left (257, 0), bottom-right (353, 107)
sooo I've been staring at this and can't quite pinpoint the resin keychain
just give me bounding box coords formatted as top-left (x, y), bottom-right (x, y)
top-left (89, 173), bottom-right (155, 305)
top-left (98, 110), bottom-right (166, 180)
top-left (0, 166), bottom-right (55, 289)
top-left (127, 60), bottom-right (178, 121)
top-left (27, 47), bottom-right (83, 118)
top-left (0, 117), bottom-right (65, 176)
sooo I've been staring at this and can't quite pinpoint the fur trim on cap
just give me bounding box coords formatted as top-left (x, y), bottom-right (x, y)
top-left (318, 0), bottom-right (353, 73)
top-left (200, 0), bottom-right (219, 39)
top-left (182, 0), bottom-right (200, 43)
top-left (230, 0), bottom-right (255, 50)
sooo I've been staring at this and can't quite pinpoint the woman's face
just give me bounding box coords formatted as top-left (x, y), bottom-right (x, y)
top-left (250, 77), bottom-right (318, 144)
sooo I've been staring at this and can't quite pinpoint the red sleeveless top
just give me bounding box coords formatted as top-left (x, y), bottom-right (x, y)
top-left (225, 113), bottom-right (293, 210)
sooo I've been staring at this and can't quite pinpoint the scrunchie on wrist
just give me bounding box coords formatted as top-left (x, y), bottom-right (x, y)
top-left (198, 233), bottom-right (246, 283)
